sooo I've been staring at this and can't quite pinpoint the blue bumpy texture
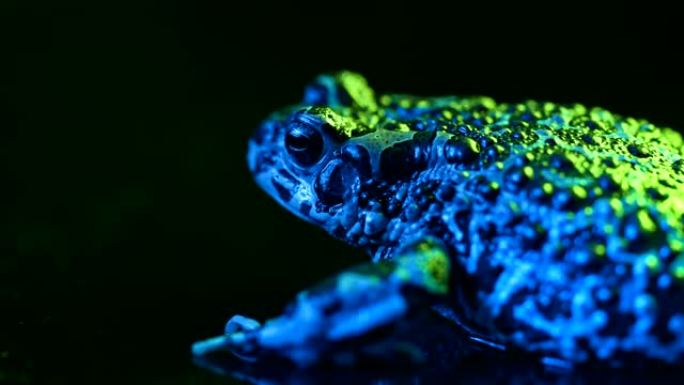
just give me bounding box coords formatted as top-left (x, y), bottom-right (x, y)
top-left (240, 72), bottom-right (684, 366)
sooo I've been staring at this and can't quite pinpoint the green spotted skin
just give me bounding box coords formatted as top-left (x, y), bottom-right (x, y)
top-left (246, 72), bottom-right (684, 365)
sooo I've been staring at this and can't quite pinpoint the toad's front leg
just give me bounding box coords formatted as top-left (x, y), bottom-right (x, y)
top-left (192, 237), bottom-right (478, 367)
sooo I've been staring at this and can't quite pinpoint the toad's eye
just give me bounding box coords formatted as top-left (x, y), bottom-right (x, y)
top-left (285, 123), bottom-right (324, 166)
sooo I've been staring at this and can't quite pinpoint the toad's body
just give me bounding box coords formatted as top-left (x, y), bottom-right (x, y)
top-left (194, 72), bottom-right (684, 367)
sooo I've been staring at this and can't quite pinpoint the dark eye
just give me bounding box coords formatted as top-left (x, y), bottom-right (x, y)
top-left (285, 123), bottom-right (324, 166)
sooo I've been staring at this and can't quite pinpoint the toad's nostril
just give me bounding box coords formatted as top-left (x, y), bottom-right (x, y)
top-left (252, 120), bottom-right (277, 146)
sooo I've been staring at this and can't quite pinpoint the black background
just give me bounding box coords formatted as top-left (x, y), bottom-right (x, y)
top-left (2, 2), bottom-right (684, 384)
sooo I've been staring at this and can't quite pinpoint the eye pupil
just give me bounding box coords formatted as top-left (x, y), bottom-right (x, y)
top-left (286, 132), bottom-right (310, 152)
top-left (285, 123), bottom-right (324, 166)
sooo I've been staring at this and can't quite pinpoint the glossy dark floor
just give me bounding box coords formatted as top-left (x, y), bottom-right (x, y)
top-left (4, 296), bottom-right (684, 385)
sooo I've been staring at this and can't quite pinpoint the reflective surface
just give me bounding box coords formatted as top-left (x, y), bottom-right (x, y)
top-left (4, 302), bottom-right (684, 385)
top-left (195, 354), bottom-right (684, 385)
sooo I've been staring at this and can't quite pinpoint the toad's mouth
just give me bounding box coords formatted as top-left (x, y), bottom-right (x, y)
top-left (252, 167), bottom-right (334, 227)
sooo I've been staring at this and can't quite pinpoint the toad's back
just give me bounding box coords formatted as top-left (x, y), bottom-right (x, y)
top-left (365, 93), bottom-right (684, 363)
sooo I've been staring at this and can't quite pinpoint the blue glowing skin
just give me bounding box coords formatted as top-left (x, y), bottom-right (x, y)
top-left (195, 72), bottom-right (684, 368)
